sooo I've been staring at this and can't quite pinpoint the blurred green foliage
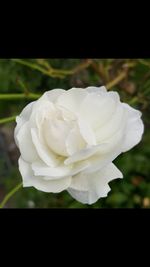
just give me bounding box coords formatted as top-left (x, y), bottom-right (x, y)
top-left (0, 59), bottom-right (150, 208)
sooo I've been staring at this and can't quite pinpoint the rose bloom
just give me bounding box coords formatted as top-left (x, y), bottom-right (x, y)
top-left (14, 86), bottom-right (144, 204)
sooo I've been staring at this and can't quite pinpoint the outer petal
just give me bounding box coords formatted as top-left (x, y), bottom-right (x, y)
top-left (79, 90), bottom-right (120, 130)
top-left (31, 159), bottom-right (90, 178)
top-left (121, 103), bottom-right (144, 152)
top-left (40, 89), bottom-right (66, 103)
top-left (82, 105), bottom-right (129, 174)
top-left (19, 157), bottom-right (72, 193)
top-left (86, 86), bottom-right (107, 94)
top-left (14, 101), bottom-right (35, 145)
top-left (95, 104), bottom-right (125, 143)
top-left (15, 121), bottom-right (39, 162)
top-left (81, 125), bottom-right (126, 174)
top-left (31, 160), bottom-right (73, 178)
top-left (67, 163), bottom-right (123, 204)
top-left (29, 100), bottom-right (56, 128)
top-left (56, 88), bottom-right (87, 114)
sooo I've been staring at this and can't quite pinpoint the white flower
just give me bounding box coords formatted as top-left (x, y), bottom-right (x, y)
top-left (14, 86), bottom-right (144, 204)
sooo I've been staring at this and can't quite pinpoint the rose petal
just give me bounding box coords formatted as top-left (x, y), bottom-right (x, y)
top-left (83, 127), bottom-right (125, 174)
top-left (67, 163), bottom-right (123, 204)
top-left (29, 100), bottom-right (56, 129)
top-left (57, 105), bottom-right (77, 121)
top-left (31, 159), bottom-right (90, 178)
top-left (79, 91), bottom-right (120, 130)
top-left (32, 176), bottom-right (71, 193)
top-left (121, 103), bottom-right (144, 152)
top-left (78, 118), bottom-right (96, 145)
top-left (56, 88), bottom-right (87, 114)
top-left (73, 117), bottom-right (126, 174)
top-left (65, 125), bottom-right (86, 156)
top-left (40, 89), bottom-right (66, 103)
top-left (95, 104), bottom-right (125, 143)
top-left (31, 128), bottom-right (61, 167)
top-left (32, 160), bottom-right (73, 178)
top-left (86, 86), bottom-right (107, 94)
top-left (64, 144), bottom-right (106, 165)
top-left (15, 121), bottom-right (38, 162)
top-left (19, 157), bottom-right (72, 192)
top-left (14, 101), bottom-right (35, 144)
top-left (44, 118), bottom-right (74, 157)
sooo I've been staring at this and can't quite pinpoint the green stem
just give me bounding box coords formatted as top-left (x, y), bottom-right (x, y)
top-left (17, 78), bottom-right (28, 93)
top-left (138, 59), bottom-right (150, 68)
top-left (0, 93), bottom-right (40, 100)
top-left (11, 59), bottom-right (88, 78)
top-left (0, 115), bottom-right (16, 124)
top-left (12, 59), bottom-right (64, 78)
top-left (0, 182), bottom-right (23, 208)
top-left (106, 71), bottom-right (127, 90)
top-left (12, 58), bottom-right (50, 74)
top-left (128, 96), bottom-right (138, 105)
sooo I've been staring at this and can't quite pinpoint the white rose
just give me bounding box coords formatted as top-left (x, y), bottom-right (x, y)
top-left (14, 86), bottom-right (144, 204)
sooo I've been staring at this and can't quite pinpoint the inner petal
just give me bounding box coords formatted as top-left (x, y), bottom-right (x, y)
top-left (78, 118), bottom-right (96, 146)
top-left (31, 128), bottom-right (61, 167)
top-left (64, 144), bottom-right (105, 165)
top-left (65, 125), bottom-right (86, 156)
top-left (44, 118), bottom-right (74, 157)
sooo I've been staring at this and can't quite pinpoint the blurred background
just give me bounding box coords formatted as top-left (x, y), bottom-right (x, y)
top-left (0, 59), bottom-right (149, 208)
